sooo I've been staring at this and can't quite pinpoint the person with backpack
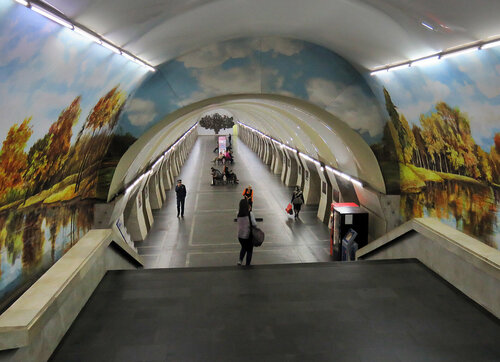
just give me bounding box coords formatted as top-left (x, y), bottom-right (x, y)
top-left (236, 198), bottom-right (257, 266)
top-left (291, 186), bottom-right (304, 220)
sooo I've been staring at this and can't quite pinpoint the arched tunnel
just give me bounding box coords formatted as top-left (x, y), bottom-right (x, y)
top-left (0, 1), bottom-right (498, 360)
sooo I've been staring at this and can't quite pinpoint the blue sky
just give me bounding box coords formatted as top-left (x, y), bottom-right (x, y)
top-left (0, 1), bottom-right (148, 147)
top-left (371, 47), bottom-right (500, 150)
top-left (121, 37), bottom-right (385, 144)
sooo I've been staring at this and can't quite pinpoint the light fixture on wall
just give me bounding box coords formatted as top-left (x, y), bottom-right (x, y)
top-left (481, 40), bottom-right (500, 49)
top-left (371, 36), bottom-right (498, 75)
top-left (440, 46), bottom-right (479, 59)
top-left (31, 4), bottom-right (73, 29)
top-left (411, 55), bottom-right (440, 67)
top-left (74, 27), bottom-right (102, 45)
top-left (13, 0), bottom-right (155, 72)
top-left (238, 121), bottom-right (364, 188)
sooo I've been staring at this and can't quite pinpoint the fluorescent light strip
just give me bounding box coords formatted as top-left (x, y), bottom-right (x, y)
top-left (371, 35), bottom-right (500, 74)
top-left (102, 41), bottom-right (121, 54)
top-left (421, 22), bottom-right (434, 31)
top-left (411, 55), bottom-right (440, 67)
top-left (482, 40), bottom-right (500, 49)
top-left (387, 63), bottom-right (410, 72)
top-left (25, 1), bottom-right (156, 71)
top-left (441, 46), bottom-right (479, 59)
top-left (241, 121), bottom-right (364, 185)
top-left (31, 4), bottom-right (73, 29)
top-left (74, 27), bottom-right (101, 44)
top-left (370, 69), bottom-right (387, 76)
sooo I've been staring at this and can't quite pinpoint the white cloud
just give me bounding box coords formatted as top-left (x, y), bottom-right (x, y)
top-left (126, 98), bottom-right (157, 126)
top-left (260, 37), bottom-right (303, 56)
top-left (325, 85), bottom-right (385, 138)
top-left (191, 65), bottom-right (261, 95)
top-left (178, 38), bottom-right (259, 68)
top-left (457, 56), bottom-right (500, 99)
top-left (305, 78), bottom-right (344, 108)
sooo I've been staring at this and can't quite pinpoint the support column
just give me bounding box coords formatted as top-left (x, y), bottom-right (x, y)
top-left (124, 187), bottom-right (148, 242)
top-left (284, 150), bottom-right (298, 186)
top-left (317, 165), bottom-right (333, 223)
top-left (148, 171), bottom-right (163, 210)
top-left (299, 157), bottom-right (321, 205)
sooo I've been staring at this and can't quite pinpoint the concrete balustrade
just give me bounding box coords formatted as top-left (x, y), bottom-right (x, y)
top-left (316, 165), bottom-right (333, 223)
top-left (142, 180), bottom-right (154, 230)
top-left (357, 218), bottom-right (500, 318)
top-left (148, 172), bottom-right (163, 210)
top-left (284, 149), bottom-right (298, 186)
top-left (124, 187), bottom-right (149, 242)
top-left (0, 229), bottom-right (143, 361)
top-left (299, 158), bottom-right (321, 205)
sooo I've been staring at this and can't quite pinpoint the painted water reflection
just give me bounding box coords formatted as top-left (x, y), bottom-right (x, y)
top-left (0, 200), bottom-right (93, 309)
top-left (402, 181), bottom-right (499, 249)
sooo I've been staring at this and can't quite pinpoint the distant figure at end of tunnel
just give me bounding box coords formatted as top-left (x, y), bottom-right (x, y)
top-left (175, 179), bottom-right (187, 218)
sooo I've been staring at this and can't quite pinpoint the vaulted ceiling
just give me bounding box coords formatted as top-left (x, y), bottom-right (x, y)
top-left (48, 0), bottom-right (500, 69)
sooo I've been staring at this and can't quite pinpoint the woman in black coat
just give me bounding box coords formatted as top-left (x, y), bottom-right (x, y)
top-left (291, 186), bottom-right (304, 220)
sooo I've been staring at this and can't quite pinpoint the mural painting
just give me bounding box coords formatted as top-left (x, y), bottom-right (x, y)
top-left (0, 3), bottom-right (147, 309)
top-left (370, 48), bottom-right (500, 249)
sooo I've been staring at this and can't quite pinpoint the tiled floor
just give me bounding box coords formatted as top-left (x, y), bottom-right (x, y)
top-left (135, 135), bottom-right (332, 268)
top-left (50, 260), bottom-right (500, 361)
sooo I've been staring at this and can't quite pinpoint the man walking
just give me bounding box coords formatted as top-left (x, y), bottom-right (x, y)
top-left (175, 179), bottom-right (187, 218)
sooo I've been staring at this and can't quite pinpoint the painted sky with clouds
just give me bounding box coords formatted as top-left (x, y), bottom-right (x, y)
top-left (0, 1), bottom-right (148, 148)
top-left (369, 47), bottom-right (500, 151)
top-left (120, 37), bottom-right (385, 145)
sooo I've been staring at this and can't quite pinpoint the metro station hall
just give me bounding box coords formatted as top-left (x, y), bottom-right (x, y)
top-left (0, 1), bottom-right (499, 361)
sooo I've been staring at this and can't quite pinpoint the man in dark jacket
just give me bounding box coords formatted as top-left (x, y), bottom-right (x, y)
top-left (175, 179), bottom-right (187, 217)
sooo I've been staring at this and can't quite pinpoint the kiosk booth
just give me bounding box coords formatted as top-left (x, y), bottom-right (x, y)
top-left (329, 203), bottom-right (368, 261)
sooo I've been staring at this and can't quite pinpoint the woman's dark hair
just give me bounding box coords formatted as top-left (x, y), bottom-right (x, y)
top-left (237, 198), bottom-right (250, 217)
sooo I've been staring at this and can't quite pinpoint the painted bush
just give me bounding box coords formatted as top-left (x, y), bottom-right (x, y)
top-left (0, 3), bottom-right (147, 309)
top-left (370, 48), bottom-right (500, 249)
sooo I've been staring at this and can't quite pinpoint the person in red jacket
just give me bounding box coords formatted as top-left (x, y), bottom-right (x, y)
top-left (242, 185), bottom-right (253, 210)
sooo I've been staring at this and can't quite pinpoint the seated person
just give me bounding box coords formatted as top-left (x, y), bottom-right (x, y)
top-left (211, 167), bottom-right (225, 185)
top-left (225, 150), bottom-right (233, 164)
top-left (223, 165), bottom-right (238, 184)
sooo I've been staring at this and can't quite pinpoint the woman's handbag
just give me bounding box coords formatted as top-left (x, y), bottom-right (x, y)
top-left (248, 215), bottom-right (265, 247)
top-left (251, 226), bottom-right (265, 247)
top-left (285, 203), bottom-right (293, 214)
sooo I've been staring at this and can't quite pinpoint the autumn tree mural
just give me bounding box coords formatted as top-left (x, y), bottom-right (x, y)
top-left (374, 87), bottom-right (500, 249)
top-left (0, 86), bottom-right (127, 310)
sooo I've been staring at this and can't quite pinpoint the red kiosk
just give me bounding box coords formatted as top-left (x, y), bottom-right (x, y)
top-left (329, 202), bottom-right (368, 261)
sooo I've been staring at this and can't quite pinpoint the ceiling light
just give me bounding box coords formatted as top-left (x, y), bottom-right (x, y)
top-left (411, 55), bottom-right (440, 67)
top-left (101, 41), bottom-right (121, 54)
top-left (122, 52), bottom-right (138, 63)
top-left (482, 40), bottom-right (500, 49)
top-left (387, 63), bottom-right (410, 72)
top-left (370, 69), bottom-right (387, 76)
top-left (14, 0), bottom-right (28, 6)
top-left (421, 22), bottom-right (434, 31)
top-left (31, 4), bottom-right (73, 29)
top-left (441, 47), bottom-right (479, 59)
top-left (74, 27), bottom-right (101, 44)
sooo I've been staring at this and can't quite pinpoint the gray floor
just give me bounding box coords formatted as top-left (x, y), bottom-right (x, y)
top-left (50, 260), bottom-right (500, 361)
top-left (136, 136), bottom-right (332, 268)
